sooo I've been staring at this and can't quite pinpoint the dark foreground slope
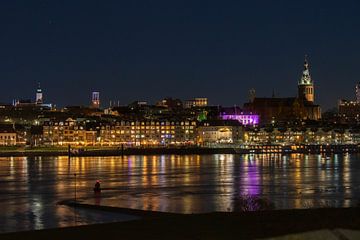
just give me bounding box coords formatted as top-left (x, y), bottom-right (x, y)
top-left (1, 207), bottom-right (360, 240)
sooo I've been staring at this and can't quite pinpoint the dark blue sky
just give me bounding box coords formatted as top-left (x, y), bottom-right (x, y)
top-left (1, 0), bottom-right (360, 110)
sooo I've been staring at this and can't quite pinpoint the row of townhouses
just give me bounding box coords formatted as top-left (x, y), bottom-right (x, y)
top-left (0, 118), bottom-right (359, 146)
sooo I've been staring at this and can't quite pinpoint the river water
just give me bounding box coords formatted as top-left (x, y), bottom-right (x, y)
top-left (0, 153), bottom-right (359, 233)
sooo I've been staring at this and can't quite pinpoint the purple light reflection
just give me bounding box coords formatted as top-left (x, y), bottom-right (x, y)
top-left (243, 157), bottom-right (260, 196)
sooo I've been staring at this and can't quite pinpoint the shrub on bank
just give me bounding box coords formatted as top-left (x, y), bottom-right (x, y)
top-left (233, 194), bottom-right (275, 212)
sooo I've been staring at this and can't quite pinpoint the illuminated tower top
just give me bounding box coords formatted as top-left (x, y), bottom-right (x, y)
top-left (298, 55), bottom-right (314, 103)
top-left (298, 56), bottom-right (312, 86)
top-left (91, 91), bottom-right (100, 108)
top-left (356, 82), bottom-right (360, 103)
top-left (36, 82), bottom-right (43, 104)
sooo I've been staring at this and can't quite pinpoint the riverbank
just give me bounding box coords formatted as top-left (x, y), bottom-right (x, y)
top-left (0, 147), bottom-right (239, 157)
top-left (0, 144), bottom-right (359, 157)
top-left (1, 206), bottom-right (360, 239)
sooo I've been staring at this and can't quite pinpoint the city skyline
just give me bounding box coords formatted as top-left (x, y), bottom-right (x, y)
top-left (1, 57), bottom-right (355, 112)
top-left (2, 54), bottom-right (359, 111)
top-left (1, 1), bottom-right (360, 110)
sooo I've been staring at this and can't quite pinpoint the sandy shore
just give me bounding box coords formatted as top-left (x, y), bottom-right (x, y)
top-left (1, 204), bottom-right (360, 240)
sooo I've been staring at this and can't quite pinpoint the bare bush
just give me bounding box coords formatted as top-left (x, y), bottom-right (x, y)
top-left (233, 194), bottom-right (275, 212)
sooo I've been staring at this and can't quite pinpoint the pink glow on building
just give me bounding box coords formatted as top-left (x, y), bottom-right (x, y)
top-left (221, 114), bottom-right (259, 125)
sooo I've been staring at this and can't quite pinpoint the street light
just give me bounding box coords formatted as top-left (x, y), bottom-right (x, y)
top-left (73, 173), bottom-right (77, 225)
top-left (74, 173), bottom-right (77, 202)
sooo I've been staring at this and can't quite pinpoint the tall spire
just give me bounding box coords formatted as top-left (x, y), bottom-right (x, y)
top-left (36, 82), bottom-right (43, 104)
top-left (356, 82), bottom-right (360, 103)
top-left (299, 55), bottom-right (312, 85)
top-left (298, 55), bottom-right (315, 103)
top-left (37, 82), bottom-right (42, 93)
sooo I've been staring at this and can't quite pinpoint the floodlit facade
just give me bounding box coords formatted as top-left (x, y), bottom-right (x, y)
top-left (91, 92), bottom-right (100, 109)
top-left (338, 84), bottom-right (360, 123)
top-left (99, 120), bottom-right (197, 146)
top-left (184, 98), bottom-right (208, 108)
top-left (0, 133), bottom-right (16, 145)
top-left (0, 131), bottom-right (17, 146)
top-left (338, 100), bottom-right (360, 122)
top-left (43, 118), bottom-right (196, 146)
top-left (0, 124), bottom-right (17, 145)
top-left (43, 118), bottom-right (97, 146)
top-left (197, 120), bottom-right (243, 145)
top-left (244, 127), bottom-right (352, 145)
top-left (36, 82), bottom-right (43, 104)
top-left (221, 113), bottom-right (259, 126)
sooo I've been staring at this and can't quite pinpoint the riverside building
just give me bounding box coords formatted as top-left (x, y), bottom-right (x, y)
top-left (42, 118), bottom-right (98, 146)
top-left (0, 124), bottom-right (17, 145)
top-left (243, 126), bottom-right (352, 145)
top-left (99, 120), bottom-right (197, 146)
top-left (197, 120), bottom-right (243, 145)
top-left (42, 118), bottom-right (197, 146)
top-left (220, 106), bottom-right (259, 126)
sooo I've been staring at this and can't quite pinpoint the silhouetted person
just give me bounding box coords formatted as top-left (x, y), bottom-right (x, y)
top-left (94, 180), bottom-right (101, 193)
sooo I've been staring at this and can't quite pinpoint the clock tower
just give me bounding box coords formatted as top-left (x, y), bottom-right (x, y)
top-left (298, 56), bottom-right (314, 103)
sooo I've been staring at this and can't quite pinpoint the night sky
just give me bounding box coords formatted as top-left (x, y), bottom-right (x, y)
top-left (1, 0), bottom-right (360, 110)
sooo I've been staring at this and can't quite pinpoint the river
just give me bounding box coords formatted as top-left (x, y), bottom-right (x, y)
top-left (0, 153), bottom-right (359, 233)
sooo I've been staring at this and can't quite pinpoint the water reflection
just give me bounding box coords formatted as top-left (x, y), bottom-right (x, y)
top-left (0, 153), bottom-right (360, 233)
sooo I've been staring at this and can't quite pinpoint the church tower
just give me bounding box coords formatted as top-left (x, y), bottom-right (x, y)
top-left (36, 82), bottom-right (43, 104)
top-left (356, 82), bottom-right (360, 103)
top-left (298, 56), bottom-right (314, 103)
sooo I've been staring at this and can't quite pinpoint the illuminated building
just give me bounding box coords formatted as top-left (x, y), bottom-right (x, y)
top-left (43, 118), bottom-right (98, 146)
top-left (338, 83), bottom-right (360, 123)
top-left (221, 113), bottom-right (259, 126)
top-left (0, 124), bottom-right (17, 145)
top-left (91, 91), bottom-right (100, 109)
top-left (184, 98), bottom-right (208, 108)
top-left (156, 98), bottom-right (182, 109)
top-left (13, 99), bottom-right (34, 107)
top-left (220, 107), bottom-right (259, 125)
top-left (99, 120), bottom-right (196, 146)
top-left (13, 83), bottom-right (52, 109)
top-left (338, 100), bottom-right (360, 122)
top-left (43, 118), bottom-right (196, 146)
top-left (197, 120), bottom-right (243, 145)
top-left (243, 126), bottom-right (352, 145)
top-left (103, 108), bottom-right (120, 116)
top-left (36, 82), bottom-right (43, 104)
top-left (243, 56), bottom-right (321, 124)
top-left (298, 56), bottom-right (314, 103)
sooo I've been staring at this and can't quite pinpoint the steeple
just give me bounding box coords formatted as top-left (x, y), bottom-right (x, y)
top-left (299, 55), bottom-right (312, 85)
top-left (37, 82), bottom-right (42, 92)
top-left (356, 82), bottom-right (360, 103)
top-left (36, 82), bottom-right (43, 104)
top-left (298, 55), bottom-right (314, 103)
